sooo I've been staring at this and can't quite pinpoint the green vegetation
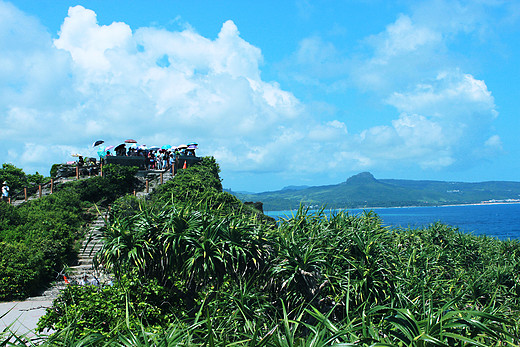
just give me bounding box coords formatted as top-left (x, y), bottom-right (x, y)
top-left (0, 163), bottom-right (47, 195)
top-left (27, 158), bottom-right (520, 346)
top-left (0, 164), bottom-right (139, 300)
top-left (233, 171), bottom-right (520, 210)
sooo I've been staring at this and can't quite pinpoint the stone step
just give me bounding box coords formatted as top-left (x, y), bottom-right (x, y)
top-left (78, 252), bottom-right (97, 258)
top-left (78, 259), bottom-right (94, 265)
top-left (84, 232), bottom-right (103, 236)
top-left (68, 264), bottom-right (95, 273)
top-left (80, 244), bottom-right (102, 249)
top-left (82, 236), bottom-right (103, 242)
top-left (79, 248), bottom-right (103, 255)
top-left (77, 257), bottom-right (97, 263)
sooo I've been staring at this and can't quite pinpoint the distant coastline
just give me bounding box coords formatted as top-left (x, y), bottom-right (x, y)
top-left (369, 200), bottom-right (520, 210)
top-left (267, 200), bottom-right (520, 213)
top-left (234, 172), bottom-right (520, 212)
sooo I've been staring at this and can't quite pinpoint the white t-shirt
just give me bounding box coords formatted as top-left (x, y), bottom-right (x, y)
top-left (2, 185), bottom-right (9, 197)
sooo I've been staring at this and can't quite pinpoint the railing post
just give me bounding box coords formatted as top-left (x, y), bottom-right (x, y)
top-left (146, 179), bottom-right (149, 193)
top-left (100, 163), bottom-right (103, 177)
top-left (50, 179), bottom-right (54, 194)
top-left (24, 187), bottom-right (27, 202)
top-left (160, 172), bottom-right (163, 185)
top-left (39, 184), bottom-right (42, 198)
top-left (133, 190), bottom-right (136, 196)
top-left (8, 197), bottom-right (11, 204)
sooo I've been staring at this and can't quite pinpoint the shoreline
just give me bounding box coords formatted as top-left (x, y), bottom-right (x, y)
top-left (266, 201), bottom-right (520, 214)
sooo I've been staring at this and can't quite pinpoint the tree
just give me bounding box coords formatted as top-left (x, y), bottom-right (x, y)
top-left (0, 163), bottom-right (28, 192)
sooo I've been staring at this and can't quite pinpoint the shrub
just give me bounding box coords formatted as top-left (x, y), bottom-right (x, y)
top-left (0, 163), bottom-right (141, 300)
top-left (38, 275), bottom-right (182, 338)
top-left (0, 163), bottom-right (28, 192)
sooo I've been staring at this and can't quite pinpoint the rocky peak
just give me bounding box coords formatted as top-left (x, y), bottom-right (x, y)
top-left (345, 172), bottom-right (377, 185)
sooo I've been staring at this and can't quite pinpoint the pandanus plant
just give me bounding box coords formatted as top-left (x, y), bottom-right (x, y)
top-left (96, 199), bottom-right (269, 316)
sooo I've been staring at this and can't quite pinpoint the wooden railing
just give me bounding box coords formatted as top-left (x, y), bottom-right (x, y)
top-left (5, 163), bottom-right (176, 205)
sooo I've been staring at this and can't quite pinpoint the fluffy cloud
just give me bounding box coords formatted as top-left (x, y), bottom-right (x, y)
top-left (0, 1), bottom-right (503, 188)
top-left (283, 4), bottom-right (500, 174)
top-left (0, 4), bottom-right (306, 176)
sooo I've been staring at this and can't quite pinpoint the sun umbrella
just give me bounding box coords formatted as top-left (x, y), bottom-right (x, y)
top-left (177, 144), bottom-right (188, 149)
top-left (125, 139), bottom-right (137, 143)
top-left (115, 143), bottom-right (126, 150)
top-left (129, 143), bottom-right (138, 149)
top-left (97, 150), bottom-right (107, 158)
top-left (149, 146), bottom-right (160, 151)
top-left (138, 145), bottom-right (147, 150)
top-left (105, 145), bottom-right (115, 151)
top-left (71, 153), bottom-right (82, 157)
top-left (92, 140), bottom-right (104, 147)
top-left (161, 144), bottom-right (172, 149)
top-left (187, 142), bottom-right (198, 146)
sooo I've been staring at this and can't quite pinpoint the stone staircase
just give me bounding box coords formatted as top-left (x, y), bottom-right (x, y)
top-left (63, 170), bottom-right (174, 284)
top-left (67, 213), bottom-right (109, 285)
top-left (24, 170), bottom-right (175, 296)
top-left (1, 169), bottom-right (177, 338)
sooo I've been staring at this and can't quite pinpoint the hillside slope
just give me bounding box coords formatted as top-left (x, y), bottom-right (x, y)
top-left (232, 172), bottom-right (520, 210)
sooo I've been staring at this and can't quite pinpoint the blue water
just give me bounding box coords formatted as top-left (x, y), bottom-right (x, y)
top-left (266, 204), bottom-right (520, 240)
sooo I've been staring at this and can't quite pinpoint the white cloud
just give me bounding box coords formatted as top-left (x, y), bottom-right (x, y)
top-left (54, 6), bottom-right (134, 72)
top-left (1, 4), bottom-right (306, 176)
top-left (0, 1), bottom-right (504, 187)
top-left (368, 14), bottom-right (441, 59)
top-left (386, 71), bottom-right (496, 118)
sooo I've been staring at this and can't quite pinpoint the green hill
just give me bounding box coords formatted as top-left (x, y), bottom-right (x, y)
top-left (232, 172), bottom-right (520, 210)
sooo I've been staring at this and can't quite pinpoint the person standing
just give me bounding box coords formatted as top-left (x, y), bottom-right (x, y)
top-left (1, 181), bottom-right (9, 202)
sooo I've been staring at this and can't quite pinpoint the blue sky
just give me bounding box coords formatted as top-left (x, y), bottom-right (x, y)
top-left (1, 0), bottom-right (519, 192)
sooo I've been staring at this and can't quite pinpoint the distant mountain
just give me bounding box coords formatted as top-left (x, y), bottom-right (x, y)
top-left (231, 172), bottom-right (520, 211)
top-left (281, 185), bottom-right (310, 191)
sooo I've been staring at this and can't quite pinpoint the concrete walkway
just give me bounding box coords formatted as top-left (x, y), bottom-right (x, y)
top-left (0, 171), bottom-right (174, 339)
top-left (0, 300), bottom-right (52, 340)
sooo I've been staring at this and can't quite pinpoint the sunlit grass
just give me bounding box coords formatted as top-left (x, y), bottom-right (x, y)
top-left (23, 202), bottom-right (517, 346)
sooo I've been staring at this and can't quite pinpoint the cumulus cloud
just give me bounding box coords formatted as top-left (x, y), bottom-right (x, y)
top-left (0, 1), bottom-right (504, 188)
top-left (281, 2), bottom-right (501, 175)
top-left (0, 4), bottom-right (306, 176)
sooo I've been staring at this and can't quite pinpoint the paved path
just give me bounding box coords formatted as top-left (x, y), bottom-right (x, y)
top-left (0, 170), bottom-right (174, 339)
top-left (0, 300), bottom-right (53, 340)
top-left (0, 212), bottom-right (108, 339)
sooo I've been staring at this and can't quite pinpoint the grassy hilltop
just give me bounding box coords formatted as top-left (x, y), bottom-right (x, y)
top-left (232, 172), bottom-right (520, 210)
top-left (2, 159), bottom-right (520, 345)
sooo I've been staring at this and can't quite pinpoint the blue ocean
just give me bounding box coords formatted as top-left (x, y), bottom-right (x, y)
top-left (266, 203), bottom-right (520, 240)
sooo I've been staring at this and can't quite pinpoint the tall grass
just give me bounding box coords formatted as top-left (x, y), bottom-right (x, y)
top-left (32, 202), bottom-right (520, 345)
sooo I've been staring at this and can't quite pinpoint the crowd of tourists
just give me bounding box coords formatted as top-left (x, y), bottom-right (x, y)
top-left (93, 141), bottom-right (198, 170)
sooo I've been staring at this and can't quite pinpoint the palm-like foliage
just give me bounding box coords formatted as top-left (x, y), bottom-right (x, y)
top-left (88, 201), bottom-right (520, 344)
top-left (33, 153), bottom-right (516, 347)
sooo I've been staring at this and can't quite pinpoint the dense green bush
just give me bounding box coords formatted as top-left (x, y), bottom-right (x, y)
top-left (0, 163), bottom-right (141, 300)
top-left (0, 192), bottom-right (87, 299)
top-left (62, 164), bottom-right (139, 205)
top-left (37, 158), bottom-right (520, 345)
top-left (0, 163), bottom-right (29, 192)
top-left (147, 156), bottom-right (272, 222)
top-left (149, 156), bottom-right (222, 204)
top-left (0, 163), bottom-right (49, 198)
top-left (37, 273), bottom-right (183, 338)
top-left (39, 205), bottom-right (520, 345)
